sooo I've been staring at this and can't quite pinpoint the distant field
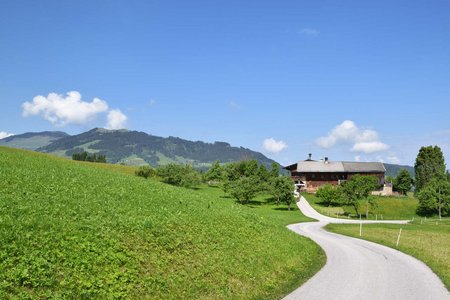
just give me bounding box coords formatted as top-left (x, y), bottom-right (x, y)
top-left (304, 192), bottom-right (419, 220)
top-left (0, 147), bottom-right (324, 299)
top-left (326, 220), bottom-right (450, 290)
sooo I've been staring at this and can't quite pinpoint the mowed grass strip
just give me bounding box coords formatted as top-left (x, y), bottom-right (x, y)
top-left (326, 221), bottom-right (450, 290)
top-left (0, 147), bottom-right (325, 299)
top-left (304, 193), bottom-right (419, 220)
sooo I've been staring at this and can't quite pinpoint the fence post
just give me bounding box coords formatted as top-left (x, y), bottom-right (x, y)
top-left (360, 214), bottom-right (362, 237)
top-left (396, 228), bottom-right (402, 247)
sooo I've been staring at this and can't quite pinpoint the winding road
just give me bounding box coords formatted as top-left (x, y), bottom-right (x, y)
top-left (284, 197), bottom-right (449, 300)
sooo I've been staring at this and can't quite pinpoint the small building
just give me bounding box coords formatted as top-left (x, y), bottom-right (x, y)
top-left (284, 154), bottom-right (386, 193)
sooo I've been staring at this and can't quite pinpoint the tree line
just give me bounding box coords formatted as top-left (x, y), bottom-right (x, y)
top-left (72, 151), bottom-right (107, 163)
top-left (136, 160), bottom-right (296, 210)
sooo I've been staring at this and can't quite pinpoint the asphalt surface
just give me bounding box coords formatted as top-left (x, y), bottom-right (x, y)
top-left (283, 197), bottom-right (449, 300)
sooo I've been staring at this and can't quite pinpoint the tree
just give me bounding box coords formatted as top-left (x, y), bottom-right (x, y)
top-left (414, 145), bottom-right (446, 194)
top-left (228, 176), bottom-right (260, 203)
top-left (244, 160), bottom-right (259, 177)
top-left (394, 169), bottom-right (414, 195)
top-left (316, 184), bottom-right (342, 207)
top-left (135, 165), bottom-right (154, 179)
top-left (269, 162), bottom-right (280, 178)
top-left (447, 171), bottom-right (450, 182)
top-left (417, 177), bottom-right (450, 218)
top-left (156, 164), bottom-right (201, 188)
top-left (204, 161), bottom-right (225, 184)
top-left (340, 175), bottom-right (379, 218)
top-left (269, 176), bottom-right (294, 209)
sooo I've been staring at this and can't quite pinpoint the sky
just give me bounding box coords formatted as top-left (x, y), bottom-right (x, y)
top-left (1, 0), bottom-right (449, 166)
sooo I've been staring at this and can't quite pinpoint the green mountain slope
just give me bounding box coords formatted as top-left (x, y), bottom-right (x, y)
top-left (0, 131), bottom-right (68, 150)
top-left (384, 163), bottom-right (415, 178)
top-left (0, 147), bottom-right (324, 298)
top-left (37, 128), bottom-right (278, 169)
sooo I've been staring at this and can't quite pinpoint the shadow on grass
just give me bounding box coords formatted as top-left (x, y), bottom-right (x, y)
top-left (273, 207), bottom-right (293, 211)
top-left (241, 200), bottom-right (264, 206)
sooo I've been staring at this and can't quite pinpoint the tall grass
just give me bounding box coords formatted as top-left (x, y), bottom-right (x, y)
top-left (0, 147), bottom-right (324, 299)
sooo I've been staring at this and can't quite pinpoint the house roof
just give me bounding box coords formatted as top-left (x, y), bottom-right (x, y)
top-left (287, 161), bottom-right (385, 173)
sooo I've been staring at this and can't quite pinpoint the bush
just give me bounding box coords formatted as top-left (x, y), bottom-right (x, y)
top-left (135, 166), bottom-right (154, 179)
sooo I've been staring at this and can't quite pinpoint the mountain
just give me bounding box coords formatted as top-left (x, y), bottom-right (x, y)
top-left (0, 131), bottom-right (69, 150)
top-left (1, 128), bottom-right (417, 174)
top-left (384, 163), bottom-right (415, 178)
top-left (36, 128), bottom-right (278, 169)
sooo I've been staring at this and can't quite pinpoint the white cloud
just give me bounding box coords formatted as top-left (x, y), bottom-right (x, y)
top-left (300, 28), bottom-right (319, 37)
top-left (354, 155), bottom-right (361, 162)
top-left (106, 109), bottom-right (127, 130)
top-left (22, 91), bottom-right (109, 126)
top-left (22, 91), bottom-right (129, 129)
top-left (0, 131), bottom-right (14, 140)
top-left (351, 141), bottom-right (390, 153)
top-left (316, 120), bottom-right (390, 154)
top-left (263, 138), bottom-right (288, 154)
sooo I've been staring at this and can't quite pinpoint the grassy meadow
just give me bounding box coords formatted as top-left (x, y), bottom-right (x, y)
top-left (326, 220), bottom-right (450, 290)
top-left (0, 147), bottom-right (325, 299)
top-left (304, 192), bottom-right (419, 220)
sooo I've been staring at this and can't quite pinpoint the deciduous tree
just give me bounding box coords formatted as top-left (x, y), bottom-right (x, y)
top-left (417, 177), bottom-right (450, 218)
top-left (269, 176), bottom-right (294, 209)
top-left (340, 175), bottom-right (379, 218)
top-left (228, 176), bottom-right (260, 203)
top-left (394, 169), bottom-right (414, 195)
top-left (414, 145), bottom-right (446, 194)
top-left (316, 184), bottom-right (342, 207)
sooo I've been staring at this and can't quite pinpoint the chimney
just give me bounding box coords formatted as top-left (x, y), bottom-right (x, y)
top-left (324, 157), bottom-right (329, 164)
top-left (308, 153), bottom-right (312, 160)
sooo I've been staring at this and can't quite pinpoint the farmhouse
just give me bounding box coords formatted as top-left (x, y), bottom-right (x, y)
top-left (284, 154), bottom-right (386, 193)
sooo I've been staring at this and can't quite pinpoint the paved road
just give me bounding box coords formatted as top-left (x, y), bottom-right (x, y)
top-left (283, 197), bottom-right (449, 300)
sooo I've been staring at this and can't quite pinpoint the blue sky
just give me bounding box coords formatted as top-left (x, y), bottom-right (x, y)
top-left (1, 0), bottom-right (449, 166)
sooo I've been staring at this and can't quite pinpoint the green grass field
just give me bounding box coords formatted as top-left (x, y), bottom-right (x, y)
top-left (303, 192), bottom-right (419, 220)
top-left (0, 147), bottom-right (325, 299)
top-left (326, 220), bottom-right (450, 290)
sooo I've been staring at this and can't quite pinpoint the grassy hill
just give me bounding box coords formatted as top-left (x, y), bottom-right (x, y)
top-left (0, 146), bottom-right (324, 298)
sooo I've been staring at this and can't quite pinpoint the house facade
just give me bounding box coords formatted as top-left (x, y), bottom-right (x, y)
top-left (284, 154), bottom-right (386, 193)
